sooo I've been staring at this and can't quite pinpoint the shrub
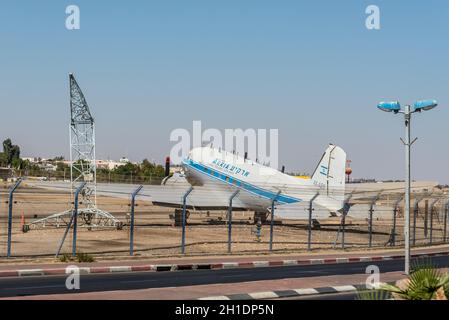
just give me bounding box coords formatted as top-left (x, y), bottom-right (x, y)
top-left (57, 252), bottom-right (95, 263)
top-left (76, 252), bottom-right (95, 263)
top-left (58, 253), bottom-right (71, 263)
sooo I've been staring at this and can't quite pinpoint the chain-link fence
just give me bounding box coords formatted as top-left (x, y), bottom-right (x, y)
top-left (14, 169), bottom-right (167, 185)
top-left (1, 180), bottom-right (448, 259)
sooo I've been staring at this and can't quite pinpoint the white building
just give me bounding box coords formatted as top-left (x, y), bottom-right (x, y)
top-left (119, 157), bottom-right (130, 164)
top-left (96, 159), bottom-right (126, 170)
top-left (21, 157), bottom-right (41, 163)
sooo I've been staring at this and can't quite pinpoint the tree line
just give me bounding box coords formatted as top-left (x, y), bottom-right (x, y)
top-left (1, 138), bottom-right (167, 182)
top-left (0, 138), bottom-right (21, 168)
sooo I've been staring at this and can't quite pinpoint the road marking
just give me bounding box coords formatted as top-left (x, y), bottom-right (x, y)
top-left (253, 261), bottom-right (269, 267)
top-left (249, 291), bottom-right (279, 299)
top-left (199, 296), bottom-right (230, 300)
top-left (309, 259), bottom-right (324, 264)
top-left (110, 266), bottom-right (132, 273)
top-left (18, 269), bottom-right (44, 277)
top-left (222, 263), bottom-right (239, 269)
top-left (366, 282), bottom-right (384, 289)
top-left (294, 288), bottom-right (319, 295)
top-left (359, 257), bottom-right (372, 262)
top-left (333, 285), bottom-right (357, 292)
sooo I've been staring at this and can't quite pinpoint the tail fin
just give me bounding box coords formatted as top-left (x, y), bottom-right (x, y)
top-left (311, 144), bottom-right (346, 211)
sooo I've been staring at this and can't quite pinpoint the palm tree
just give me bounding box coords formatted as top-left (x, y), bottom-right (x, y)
top-left (359, 259), bottom-right (449, 300)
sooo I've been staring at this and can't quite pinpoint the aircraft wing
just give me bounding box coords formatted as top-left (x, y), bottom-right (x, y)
top-left (26, 181), bottom-right (247, 210)
top-left (346, 181), bottom-right (438, 200)
top-left (345, 204), bottom-right (395, 219)
top-left (143, 185), bottom-right (247, 210)
top-left (273, 201), bottom-right (334, 220)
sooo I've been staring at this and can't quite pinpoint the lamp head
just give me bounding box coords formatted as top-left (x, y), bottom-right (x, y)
top-left (377, 101), bottom-right (401, 113)
top-left (413, 99), bottom-right (438, 112)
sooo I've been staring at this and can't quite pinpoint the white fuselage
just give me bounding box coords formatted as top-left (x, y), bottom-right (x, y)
top-left (182, 147), bottom-right (322, 211)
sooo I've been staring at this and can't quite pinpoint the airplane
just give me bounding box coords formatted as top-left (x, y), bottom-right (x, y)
top-left (156, 143), bottom-right (347, 221)
top-left (25, 144), bottom-right (439, 227)
top-left (159, 145), bottom-right (440, 222)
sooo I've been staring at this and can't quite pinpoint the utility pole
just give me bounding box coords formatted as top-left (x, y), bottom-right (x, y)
top-left (403, 104), bottom-right (412, 275)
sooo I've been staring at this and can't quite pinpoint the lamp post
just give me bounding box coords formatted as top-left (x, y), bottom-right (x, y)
top-left (377, 99), bottom-right (438, 275)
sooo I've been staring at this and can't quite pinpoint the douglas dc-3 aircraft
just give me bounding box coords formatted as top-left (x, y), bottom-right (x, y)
top-left (154, 144), bottom-right (347, 220)
top-left (27, 144), bottom-right (438, 224)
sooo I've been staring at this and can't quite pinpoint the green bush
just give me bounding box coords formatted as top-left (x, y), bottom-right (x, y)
top-left (58, 253), bottom-right (71, 263)
top-left (76, 252), bottom-right (95, 263)
top-left (57, 252), bottom-right (95, 263)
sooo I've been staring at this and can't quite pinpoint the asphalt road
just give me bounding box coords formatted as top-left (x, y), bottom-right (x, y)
top-left (1, 256), bottom-right (448, 298)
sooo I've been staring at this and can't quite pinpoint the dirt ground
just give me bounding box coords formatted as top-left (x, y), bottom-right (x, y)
top-left (0, 184), bottom-right (447, 259)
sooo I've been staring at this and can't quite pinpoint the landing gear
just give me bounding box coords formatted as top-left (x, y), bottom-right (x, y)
top-left (253, 211), bottom-right (268, 224)
top-left (312, 219), bottom-right (321, 230)
top-left (170, 208), bottom-right (190, 226)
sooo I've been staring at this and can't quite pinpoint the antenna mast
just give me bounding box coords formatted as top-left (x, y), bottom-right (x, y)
top-left (69, 73), bottom-right (97, 208)
top-left (27, 74), bottom-right (122, 230)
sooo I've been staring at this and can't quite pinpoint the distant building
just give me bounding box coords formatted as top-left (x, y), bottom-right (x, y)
top-left (21, 157), bottom-right (59, 171)
top-left (96, 159), bottom-right (126, 170)
top-left (119, 157), bottom-right (130, 164)
top-left (22, 155), bottom-right (132, 171)
top-left (0, 168), bottom-right (12, 180)
top-left (21, 157), bottom-right (41, 163)
top-left (350, 178), bottom-right (377, 184)
top-left (37, 163), bottom-right (57, 172)
top-left (170, 165), bottom-right (183, 174)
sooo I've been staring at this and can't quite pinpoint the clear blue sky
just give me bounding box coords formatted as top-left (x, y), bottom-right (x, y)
top-left (0, 1), bottom-right (448, 182)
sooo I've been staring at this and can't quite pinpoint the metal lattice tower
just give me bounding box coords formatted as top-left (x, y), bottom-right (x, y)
top-left (28, 74), bottom-right (122, 230)
top-left (69, 73), bottom-right (97, 207)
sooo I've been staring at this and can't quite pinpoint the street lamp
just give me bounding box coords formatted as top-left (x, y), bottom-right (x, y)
top-left (377, 99), bottom-right (438, 275)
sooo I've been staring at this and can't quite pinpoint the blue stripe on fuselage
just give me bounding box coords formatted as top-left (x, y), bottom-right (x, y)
top-left (182, 158), bottom-right (301, 204)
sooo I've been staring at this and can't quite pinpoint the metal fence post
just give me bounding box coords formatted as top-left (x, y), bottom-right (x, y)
top-left (269, 191), bottom-right (281, 252)
top-left (413, 195), bottom-right (425, 246)
top-left (368, 207), bottom-right (373, 248)
top-left (391, 196), bottom-right (403, 247)
top-left (444, 201), bottom-right (448, 243)
top-left (55, 213), bottom-right (75, 258)
top-left (333, 193), bottom-right (353, 250)
top-left (307, 193), bottom-right (320, 251)
top-left (181, 187), bottom-right (194, 254)
top-left (340, 213), bottom-right (346, 250)
top-left (227, 190), bottom-right (239, 254)
top-left (130, 185), bottom-right (143, 256)
top-left (72, 182), bottom-right (87, 257)
top-left (7, 178), bottom-right (22, 258)
top-left (429, 199), bottom-right (439, 245)
top-left (368, 193), bottom-right (381, 248)
top-left (341, 193), bottom-right (353, 249)
top-left (55, 182), bottom-right (86, 258)
top-left (424, 200), bottom-right (429, 239)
